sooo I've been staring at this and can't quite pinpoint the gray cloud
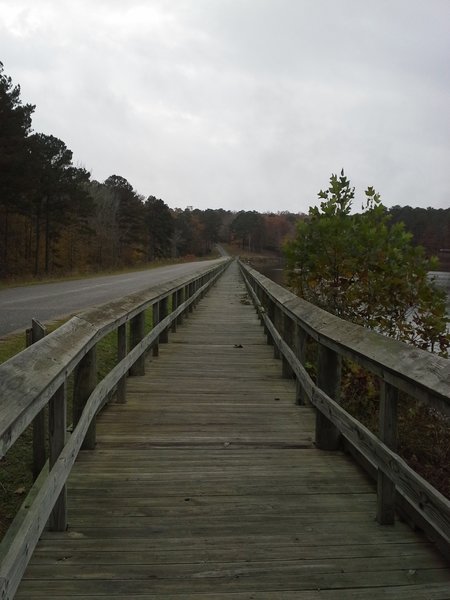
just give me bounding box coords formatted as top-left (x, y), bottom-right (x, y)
top-left (1, 0), bottom-right (449, 212)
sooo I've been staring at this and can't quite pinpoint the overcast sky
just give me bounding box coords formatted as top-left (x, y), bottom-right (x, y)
top-left (1, 0), bottom-right (449, 213)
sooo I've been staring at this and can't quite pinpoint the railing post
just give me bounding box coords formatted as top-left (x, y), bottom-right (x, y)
top-left (266, 299), bottom-right (278, 354)
top-left (315, 345), bottom-right (341, 450)
top-left (129, 310), bottom-right (146, 376)
top-left (116, 323), bottom-right (127, 403)
top-left (272, 305), bottom-right (281, 359)
top-left (48, 382), bottom-right (67, 531)
top-left (200, 275), bottom-right (207, 298)
top-left (152, 301), bottom-right (160, 357)
top-left (183, 285), bottom-right (190, 317)
top-left (188, 282), bottom-right (194, 313)
top-left (193, 279), bottom-right (198, 306)
top-left (377, 381), bottom-right (398, 525)
top-left (177, 288), bottom-right (184, 325)
top-left (73, 345), bottom-right (97, 450)
top-left (195, 278), bottom-right (201, 305)
top-left (261, 290), bottom-right (269, 336)
top-left (26, 319), bottom-right (47, 480)
top-left (295, 324), bottom-right (308, 405)
top-left (256, 285), bottom-right (265, 326)
top-left (281, 312), bottom-right (294, 378)
top-left (171, 291), bottom-right (178, 333)
top-left (159, 297), bottom-right (169, 343)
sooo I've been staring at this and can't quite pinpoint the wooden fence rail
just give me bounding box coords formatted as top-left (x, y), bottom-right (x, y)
top-left (238, 260), bottom-right (450, 558)
top-left (0, 258), bottom-right (230, 600)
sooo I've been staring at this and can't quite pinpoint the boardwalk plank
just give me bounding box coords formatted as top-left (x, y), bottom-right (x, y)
top-left (15, 261), bottom-right (449, 598)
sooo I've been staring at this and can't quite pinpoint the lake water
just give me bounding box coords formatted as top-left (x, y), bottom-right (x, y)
top-left (429, 272), bottom-right (450, 314)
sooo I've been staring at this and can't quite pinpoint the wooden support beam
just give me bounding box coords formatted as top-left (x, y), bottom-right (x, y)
top-left (176, 288), bottom-right (184, 325)
top-left (26, 319), bottom-right (47, 481)
top-left (159, 297), bottom-right (169, 344)
top-left (295, 324), bottom-right (308, 405)
top-left (116, 323), bottom-right (127, 403)
top-left (48, 383), bottom-right (67, 531)
top-left (282, 312), bottom-right (294, 379)
top-left (129, 311), bottom-right (146, 375)
top-left (171, 292), bottom-right (178, 333)
top-left (266, 300), bottom-right (276, 349)
top-left (273, 305), bottom-right (281, 360)
top-left (73, 346), bottom-right (97, 450)
top-left (152, 302), bottom-right (160, 357)
top-left (377, 381), bottom-right (398, 525)
top-left (315, 344), bottom-right (341, 450)
top-left (188, 282), bottom-right (194, 313)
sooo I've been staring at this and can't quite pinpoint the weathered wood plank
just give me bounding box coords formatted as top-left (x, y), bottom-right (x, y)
top-left (129, 310), bottom-right (146, 376)
top-left (27, 319), bottom-right (47, 481)
top-left (116, 323), bottom-right (127, 403)
top-left (48, 383), bottom-right (67, 531)
top-left (29, 541), bottom-right (438, 564)
top-left (14, 587), bottom-right (450, 600)
top-left (377, 381), bottom-right (398, 525)
top-left (315, 345), bottom-right (341, 450)
top-left (15, 565), bottom-right (450, 596)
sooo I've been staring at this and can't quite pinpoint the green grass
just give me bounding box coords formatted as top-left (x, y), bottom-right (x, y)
top-left (0, 330), bottom-right (36, 536)
top-left (0, 333), bottom-right (27, 364)
top-left (0, 429), bottom-right (33, 538)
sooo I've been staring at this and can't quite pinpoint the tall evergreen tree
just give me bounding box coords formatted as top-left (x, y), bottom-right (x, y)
top-left (28, 134), bottom-right (78, 274)
top-left (144, 196), bottom-right (173, 260)
top-left (0, 62), bottom-right (35, 274)
top-left (104, 175), bottom-right (145, 264)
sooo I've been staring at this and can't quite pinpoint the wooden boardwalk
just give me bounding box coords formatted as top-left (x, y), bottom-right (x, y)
top-left (16, 262), bottom-right (450, 599)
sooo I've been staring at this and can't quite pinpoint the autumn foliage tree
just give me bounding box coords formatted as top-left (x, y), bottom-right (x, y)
top-left (284, 171), bottom-right (449, 356)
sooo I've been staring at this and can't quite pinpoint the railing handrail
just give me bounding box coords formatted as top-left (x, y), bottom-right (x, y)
top-left (239, 262), bottom-right (449, 415)
top-left (238, 260), bottom-right (449, 559)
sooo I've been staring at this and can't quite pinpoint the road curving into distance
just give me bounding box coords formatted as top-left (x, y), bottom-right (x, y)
top-left (0, 259), bottom-right (226, 338)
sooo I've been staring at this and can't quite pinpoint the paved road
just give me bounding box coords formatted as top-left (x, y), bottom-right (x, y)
top-left (0, 259), bottom-right (225, 338)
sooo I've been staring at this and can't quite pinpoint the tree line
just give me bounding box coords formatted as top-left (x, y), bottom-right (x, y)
top-left (0, 62), bottom-right (302, 278)
top-left (1, 62), bottom-right (449, 280)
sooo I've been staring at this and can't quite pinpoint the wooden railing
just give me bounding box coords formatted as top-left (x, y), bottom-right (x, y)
top-left (239, 260), bottom-right (450, 558)
top-left (0, 258), bottom-right (230, 600)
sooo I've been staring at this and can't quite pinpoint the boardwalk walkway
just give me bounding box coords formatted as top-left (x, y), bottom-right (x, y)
top-left (16, 262), bottom-right (449, 598)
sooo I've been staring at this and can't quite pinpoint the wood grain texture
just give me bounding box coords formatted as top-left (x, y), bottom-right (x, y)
top-left (15, 261), bottom-right (449, 599)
